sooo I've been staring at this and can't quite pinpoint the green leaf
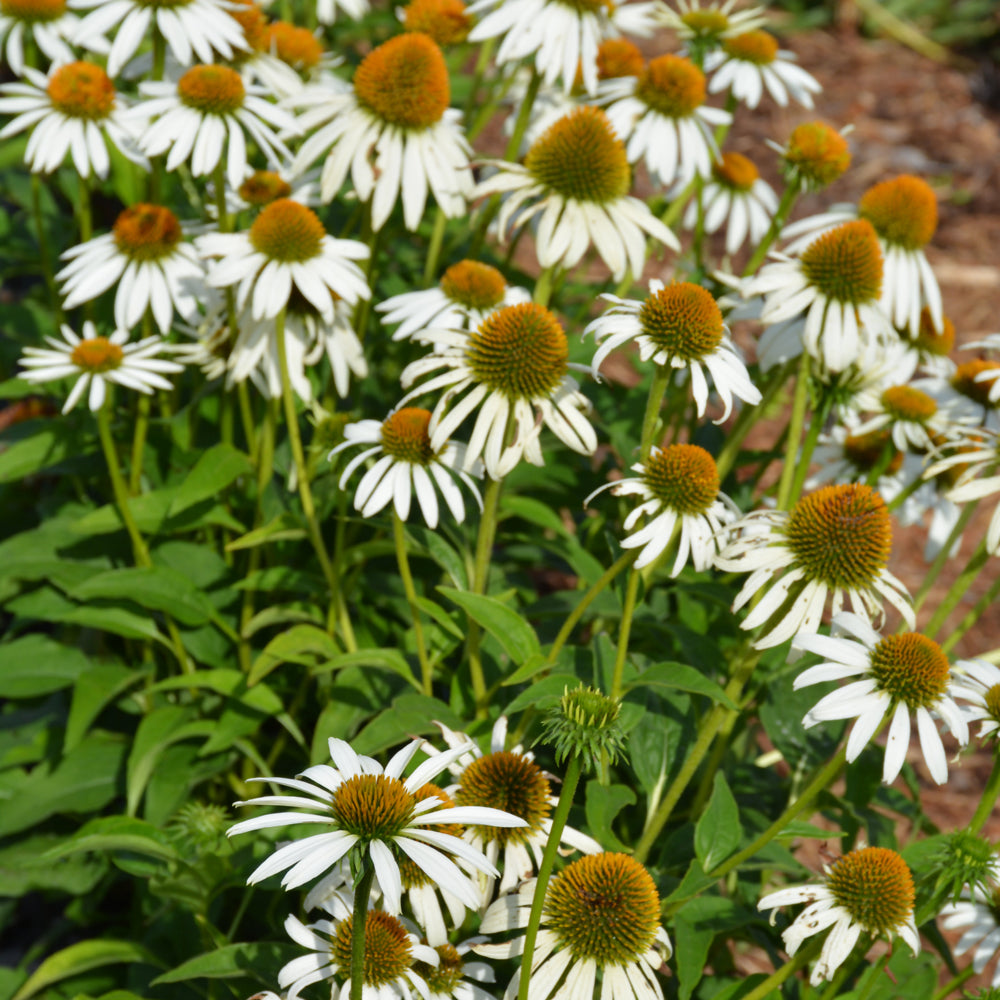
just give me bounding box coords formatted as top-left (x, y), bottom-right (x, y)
top-left (65, 663), bottom-right (146, 751)
top-left (437, 587), bottom-right (540, 665)
top-left (226, 512), bottom-right (307, 551)
top-left (150, 942), bottom-right (295, 985)
top-left (168, 443), bottom-right (251, 516)
top-left (502, 651), bottom-right (552, 687)
top-left (585, 781), bottom-right (635, 852)
top-left (504, 673), bottom-right (578, 715)
top-left (673, 897), bottom-right (742, 1000)
top-left (628, 661), bottom-right (737, 710)
top-left (0, 421), bottom-right (87, 483)
top-left (248, 624), bottom-right (340, 686)
top-left (12, 940), bottom-right (159, 1000)
top-left (413, 596), bottom-right (465, 641)
top-left (759, 668), bottom-right (844, 771)
top-left (312, 649), bottom-right (422, 691)
top-left (501, 495), bottom-right (570, 536)
top-left (0, 635), bottom-right (90, 697)
top-left (42, 816), bottom-right (179, 863)
top-left (694, 773), bottom-right (741, 873)
top-left (0, 833), bottom-right (105, 898)
top-left (353, 694), bottom-right (464, 756)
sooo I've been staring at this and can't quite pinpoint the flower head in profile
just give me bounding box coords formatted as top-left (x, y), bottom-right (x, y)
top-left (781, 175), bottom-right (943, 337)
top-left (942, 885), bottom-right (1000, 987)
top-left (400, 302), bottom-right (597, 479)
top-left (198, 198), bottom-right (370, 322)
top-left (280, 900), bottom-right (439, 1000)
top-left (792, 612), bottom-right (969, 784)
top-left (18, 321), bottom-right (183, 413)
top-left (599, 53), bottom-right (731, 188)
top-left (685, 152), bottom-right (778, 255)
top-left (477, 106), bottom-right (679, 283)
top-left (587, 280), bottom-right (760, 422)
top-left (704, 30), bottom-right (820, 108)
top-left (0, 0), bottom-right (82, 74)
top-left (428, 717), bottom-right (601, 900)
top-left (291, 32), bottom-right (472, 231)
top-left (849, 381), bottom-right (960, 453)
top-left (329, 408), bottom-right (483, 528)
top-left (227, 737), bottom-right (528, 912)
top-left (73, 0), bottom-right (247, 77)
top-left (951, 657), bottom-right (1000, 741)
top-left (774, 120), bottom-right (851, 191)
top-left (476, 852), bottom-right (672, 1000)
top-left (759, 847), bottom-right (919, 985)
top-left (0, 61), bottom-right (145, 179)
top-left (315, 0), bottom-right (369, 25)
top-left (129, 63), bottom-right (295, 190)
top-left (655, 0), bottom-right (768, 53)
top-left (401, 0), bottom-right (471, 45)
top-left (715, 483), bottom-right (914, 648)
top-left (587, 444), bottom-right (741, 573)
top-left (58, 203), bottom-right (205, 335)
top-left (747, 219), bottom-right (891, 373)
top-left (377, 260), bottom-right (530, 344)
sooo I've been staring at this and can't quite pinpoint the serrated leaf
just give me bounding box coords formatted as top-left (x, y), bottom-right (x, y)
top-left (437, 587), bottom-right (540, 665)
top-left (248, 624), bottom-right (340, 686)
top-left (628, 662), bottom-right (737, 710)
top-left (0, 635), bottom-right (90, 696)
top-left (694, 773), bottom-right (741, 873)
top-left (42, 816), bottom-right (179, 863)
top-left (12, 940), bottom-right (158, 1000)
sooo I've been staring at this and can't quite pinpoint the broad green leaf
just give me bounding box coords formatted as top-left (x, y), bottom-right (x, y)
top-left (628, 661), bottom-right (737, 710)
top-left (759, 668), bottom-right (844, 771)
top-left (502, 651), bottom-right (551, 687)
top-left (501, 495), bottom-right (570, 535)
top-left (504, 673), bottom-right (578, 715)
top-left (168, 443), bottom-right (251, 516)
top-left (42, 816), bottom-right (178, 863)
top-left (12, 940), bottom-right (158, 1000)
top-left (226, 512), bottom-right (307, 551)
top-left (72, 492), bottom-right (244, 537)
top-left (673, 897), bottom-right (742, 1000)
top-left (0, 635), bottom-right (89, 697)
top-left (0, 833), bottom-right (105, 898)
top-left (151, 942), bottom-right (294, 985)
top-left (437, 587), bottom-right (540, 665)
top-left (585, 781), bottom-right (635, 852)
top-left (694, 773), bottom-right (741, 873)
top-left (406, 526), bottom-right (468, 589)
top-left (413, 596), bottom-right (465, 641)
top-left (312, 649), bottom-right (422, 691)
top-left (65, 663), bottom-right (146, 751)
top-left (0, 421), bottom-right (86, 483)
top-left (353, 694), bottom-right (464, 756)
top-left (627, 691), bottom-right (691, 797)
top-left (149, 669), bottom-right (282, 712)
top-left (249, 624), bottom-right (340, 686)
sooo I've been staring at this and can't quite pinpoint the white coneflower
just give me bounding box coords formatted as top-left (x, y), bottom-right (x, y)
top-left (291, 32), bottom-right (473, 231)
top-left (476, 853), bottom-right (672, 1000)
top-left (941, 887), bottom-right (1000, 988)
top-left (0, 0), bottom-right (83, 74)
top-left (599, 53), bottom-right (730, 188)
top-left (772, 119), bottom-right (851, 192)
top-left (586, 279), bottom-right (760, 422)
top-left (715, 483), bottom-right (915, 648)
top-left (654, 0), bottom-right (768, 47)
top-left (0, 61), bottom-right (145, 179)
top-left (950, 657), bottom-right (1000, 742)
top-left (475, 106), bottom-right (678, 283)
top-left (329, 408), bottom-right (483, 528)
top-left (792, 612), bottom-right (969, 785)
top-left (704, 29), bottom-right (821, 109)
top-left (400, 302), bottom-right (597, 479)
top-left (759, 847), bottom-right (919, 986)
top-left (18, 321), bottom-right (183, 413)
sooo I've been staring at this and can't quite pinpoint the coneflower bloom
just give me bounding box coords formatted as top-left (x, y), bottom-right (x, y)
top-left (291, 32), bottom-right (473, 231)
top-left (587, 444), bottom-right (741, 573)
top-left (129, 63), bottom-right (296, 190)
top-left (0, 61), bottom-right (145, 179)
top-left (73, 0), bottom-right (247, 78)
top-left (476, 853), bottom-right (673, 1000)
top-left (400, 302), bottom-right (597, 479)
top-left (772, 119), bottom-right (851, 192)
top-left (715, 483), bottom-right (915, 648)
top-left (941, 887), bottom-right (1000, 987)
top-left (781, 175), bottom-right (943, 337)
top-left (758, 847), bottom-right (919, 986)
top-left (704, 30), bottom-right (821, 109)
top-left (329, 408), bottom-right (483, 528)
top-left (315, 0), bottom-right (369, 25)
top-left (18, 321), bottom-right (183, 413)
top-left (400, 0), bottom-right (472, 45)
top-left (586, 279), bottom-right (760, 421)
top-left (654, 0), bottom-right (768, 48)
top-left (949, 657), bottom-right (1000, 742)
top-left (198, 197), bottom-right (370, 323)
top-left (476, 106), bottom-right (678, 283)
top-left (0, 0), bottom-right (83, 75)
top-left (792, 612), bottom-right (969, 784)
top-left (227, 736), bottom-right (527, 911)
top-left (57, 203), bottom-right (205, 334)
top-left (849, 381), bottom-right (961, 453)
top-left (599, 53), bottom-right (731, 188)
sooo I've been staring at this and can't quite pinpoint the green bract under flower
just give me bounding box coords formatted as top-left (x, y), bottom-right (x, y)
top-left (2, 0), bottom-right (65, 20)
top-left (542, 685), bottom-right (626, 770)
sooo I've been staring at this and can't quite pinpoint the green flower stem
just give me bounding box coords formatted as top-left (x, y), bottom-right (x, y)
top-left (923, 538), bottom-right (990, 640)
top-left (692, 176), bottom-right (706, 268)
top-left (930, 965), bottom-right (975, 1000)
top-left (466, 472), bottom-right (505, 718)
top-left (546, 552), bottom-right (635, 664)
top-left (733, 941), bottom-right (819, 1000)
top-left (660, 176), bottom-right (697, 229)
top-left (237, 381), bottom-right (257, 462)
top-left (969, 751), bottom-right (1000, 835)
top-left (467, 66), bottom-right (517, 144)
top-left (743, 182), bottom-right (799, 277)
top-left (913, 500), bottom-right (979, 611)
top-left (97, 404), bottom-right (193, 674)
top-left (609, 568), bottom-right (641, 703)
top-left (516, 754), bottom-right (582, 1000)
top-left (128, 391), bottom-right (152, 494)
top-left (275, 309), bottom-right (343, 638)
top-left (349, 856), bottom-right (376, 1000)
top-left (30, 173), bottom-right (61, 322)
top-left (504, 68), bottom-right (541, 162)
top-left (943, 570), bottom-right (1000, 654)
top-left (78, 173), bottom-right (92, 244)
top-left (885, 473), bottom-right (927, 513)
top-left (533, 265), bottom-right (558, 307)
top-left (713, 93), bottom-right (738, 147)
top-left (463, 36), bottom-right (496, 125)
top-left (788, 390), bottom-right (833, 505)
top-left (640, 368), bottom-right (671, 459)
top-left (715, 361), bottom-right (791, 481)
top-left (423, 206), bottom-right (447, 286)
top-left (393, 513), bottom-right (432, 694)
top-left (776, 350), bottom-right (812, 511)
